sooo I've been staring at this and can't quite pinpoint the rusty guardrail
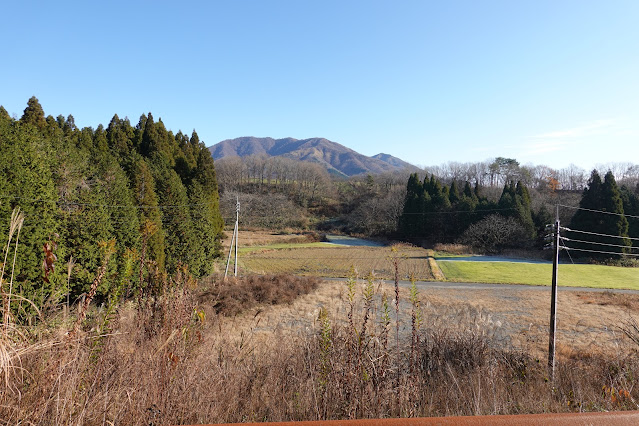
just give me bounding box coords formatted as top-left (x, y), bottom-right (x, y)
top-left (202, 410), bottom-right (639, 426)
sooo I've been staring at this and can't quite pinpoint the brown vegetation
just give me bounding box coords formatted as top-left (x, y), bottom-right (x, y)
top-left (240, 245), bottom-right (435, 280)
top-left (199, 274), bottom-right (321, 316)
top-left (220, 229), bottom-right (322, 251)
top-left (2, 272), bottom-right (639, 424)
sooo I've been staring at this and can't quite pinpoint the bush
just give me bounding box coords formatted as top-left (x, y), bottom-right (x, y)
top-left (460, 214), bottom-right (530, 253)
top-left (198, 274), bottom-right (321, 316)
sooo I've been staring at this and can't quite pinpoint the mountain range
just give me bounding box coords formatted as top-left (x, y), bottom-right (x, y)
top-left (208, 137), bottom-right (420, 177)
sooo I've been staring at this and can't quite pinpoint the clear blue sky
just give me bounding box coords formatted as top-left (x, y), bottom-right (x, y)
top-left (2, 1), bottom-right (638, 171)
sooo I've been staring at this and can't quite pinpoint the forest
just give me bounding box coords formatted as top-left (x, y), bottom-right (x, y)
top-left (0, 97), bottom-right (223, 316)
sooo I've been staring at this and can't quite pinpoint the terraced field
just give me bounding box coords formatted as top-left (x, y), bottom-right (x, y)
top-left (238, 245), bottom-right (435, 280)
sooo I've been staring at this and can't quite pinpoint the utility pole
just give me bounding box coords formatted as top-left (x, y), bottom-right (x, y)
top-left (234, 197), bottom-right (239, 277)
top-left (224, 197), bottom-right (240, 279)
top-left (548, 206), bottom-right (560, 382)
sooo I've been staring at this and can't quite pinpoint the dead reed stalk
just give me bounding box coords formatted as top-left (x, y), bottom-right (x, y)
top-left (1, 207), bottom-right (24, 335)
top-left (71, 240), bottom-right (115, 337)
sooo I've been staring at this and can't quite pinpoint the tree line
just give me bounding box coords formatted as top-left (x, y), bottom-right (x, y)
top-left (424, 157), bottom-right (639, 192)
top-left (396, 167), bottom-right (639, 259)
top-left (398, 173), bottom-right (548, 250)
top-left (565, 170), bottom-right (639, 260)
top-left (0, 97), bottom-right (223, 313)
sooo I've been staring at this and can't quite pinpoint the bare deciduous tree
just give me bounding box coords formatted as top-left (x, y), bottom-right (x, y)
top-left (460, 214), bottom-right (529, 253)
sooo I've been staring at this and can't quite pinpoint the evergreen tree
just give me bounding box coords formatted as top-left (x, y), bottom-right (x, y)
top-left (423, 175), bottom-right (450, 241)
top-left (189, 141), bottom-right (224, 269)
top-left (0, 119), bottom-right (60, 310)
top-left (620, 184), bottom-right (639, 239)
top-left (448, 180), bottom-right (460, 205)
top-left (150, 153), bottom-right (197, 273)
top-left (399, 173), bottom-right (423, 237)
top-left (63, 115), bottom-right (77, 136)
top-left (174, 131), bottom-right (195, 184)
top-left (600, 171), bottom-right (630, 253)
top-left (463, 181), bottom-right (475, 200)
top-left (106, 114), bottom-right (135, 158)
top-left (0, 105), bottom-right (10, 122)
top-left (515, 181), bottom-right (535, 238)
top-left (129, 155), bottom-right (165, 269)
top-left (568, 170), bottom-right (630, 258)
top-left (20, 96), bottom-right (47, 129)
top-left (452, 181), bottom-right (479, 238)
top-left (1, 97), bottom-right (226, 321)
top-left (498, 182), bottom-right (516, 212)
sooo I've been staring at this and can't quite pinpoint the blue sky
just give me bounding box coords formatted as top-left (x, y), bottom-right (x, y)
top-left (2, 1), bottom-right (638, 170)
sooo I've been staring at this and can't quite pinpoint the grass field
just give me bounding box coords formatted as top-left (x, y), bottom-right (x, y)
top-left (438, 260), bottom-right (639, 290)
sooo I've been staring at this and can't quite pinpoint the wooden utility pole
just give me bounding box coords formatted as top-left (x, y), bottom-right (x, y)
top-left (224, 197), bottom-right (240, 279)
top-left (234, 197), bottom-right (239, 277)
top-left (548, 212), bottom-right (560, 382)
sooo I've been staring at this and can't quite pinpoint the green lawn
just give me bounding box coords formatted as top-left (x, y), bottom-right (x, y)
top-left (437, 260), bottom-right (639, 290)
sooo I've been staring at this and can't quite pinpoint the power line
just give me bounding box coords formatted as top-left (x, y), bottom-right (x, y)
top-left (560, 226), bottom-right (639, 242)
top-left (0, 194), bottom-right (210, 209)
top-left (559, 204), bottom-right (639, 220)
top-left (561, 245), bottom-right (639, 258)
top-left (400, 208), bottom-right (518, 215)
top-left (562, 242), bottom-right (576, 265)
top-left (560, 236), bottom-right (639, 250)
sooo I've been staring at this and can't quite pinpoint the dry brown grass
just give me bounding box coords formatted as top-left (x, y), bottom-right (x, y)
top-left (576, 291), bottom-right (639, 311)
top-left (198, 274), bottom-right (321, 317)
top-left (2, 273), bottom-right (639, 424)
top-left (432, 243), bottom-right (472, 255)
top-left (221, 229), bottom-right (322, 251)
top-left (240, 245), bottom-right (434, 281)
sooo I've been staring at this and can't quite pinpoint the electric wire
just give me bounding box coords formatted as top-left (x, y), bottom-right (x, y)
top-left (0, 194), bottom-right (210, 209)
top-left (559, 236), bottom-right (639, 250)
top-left (559, 204), bottom-right (639, 220)
top-left (399, 207), bottom-right (518, 215)
top-left (560, 246), bottom-right (639, 257)
top-left (559, 226), bottom-right (639, 242)
top-left (561, 242), bottom-right (576, 264)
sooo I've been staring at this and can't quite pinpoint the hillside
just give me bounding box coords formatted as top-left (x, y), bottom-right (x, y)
top-left (209, 136), bottom-right (420, 176)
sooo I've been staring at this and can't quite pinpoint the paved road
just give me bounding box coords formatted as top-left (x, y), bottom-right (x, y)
top-left (323, 277), bottom-right (639, 294)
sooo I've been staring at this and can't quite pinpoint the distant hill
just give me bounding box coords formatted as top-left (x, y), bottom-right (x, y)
top-left (371, 153), bottom-right (419, 171)
top-left (209, 137), bottom-right (420, 177)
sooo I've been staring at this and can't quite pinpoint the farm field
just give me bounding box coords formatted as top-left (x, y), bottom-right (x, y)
top-left (438, 260), bottom-right (639, 290)
top-left (238, 245), bottom-right (435, 280)
top-left (223, 231), bottom-right (639, 290)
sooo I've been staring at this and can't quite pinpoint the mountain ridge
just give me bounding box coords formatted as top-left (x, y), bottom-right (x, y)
top-left (209, 137), bottom-right (419, 177)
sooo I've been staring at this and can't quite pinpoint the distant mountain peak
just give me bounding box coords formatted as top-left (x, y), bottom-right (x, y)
top-left (371, 153), bottom-right (417, 170)
top-left (209, 137), bottom-right (420, 177)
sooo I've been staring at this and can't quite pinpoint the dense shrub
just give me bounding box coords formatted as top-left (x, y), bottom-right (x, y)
top-left (460, 214), bottom-right (529, 253)
top-left (199, 274), bottom-right (321, 316)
